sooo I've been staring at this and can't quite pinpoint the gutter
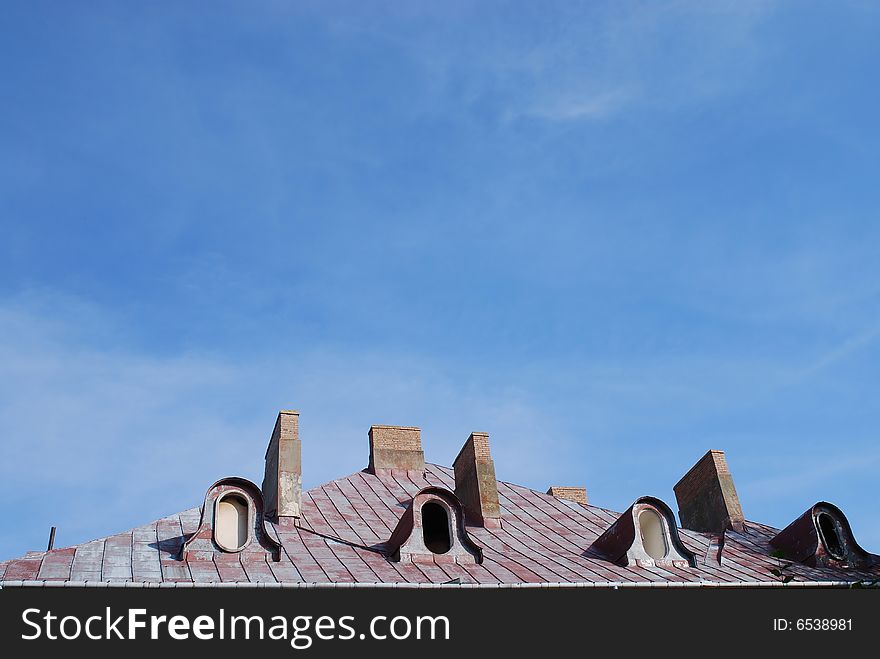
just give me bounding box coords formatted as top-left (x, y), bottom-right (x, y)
top-left (0, 580), bottom-right (858, 588)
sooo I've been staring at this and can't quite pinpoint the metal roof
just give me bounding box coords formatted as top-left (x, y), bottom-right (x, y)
top-left (2, 463), bottom-right (878, 586)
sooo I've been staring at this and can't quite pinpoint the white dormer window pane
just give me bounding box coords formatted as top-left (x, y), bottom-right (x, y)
top-left (217, 494), bottom-right (249, 551)
top-left (639, 509), bottom-right (668, 560)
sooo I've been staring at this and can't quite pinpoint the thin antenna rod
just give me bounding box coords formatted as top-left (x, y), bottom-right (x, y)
top-left (47, 526), bottom-right (56, 551)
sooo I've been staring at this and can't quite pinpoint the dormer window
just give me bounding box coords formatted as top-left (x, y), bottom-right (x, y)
top-left (181, 477), bottom-right (282, 562)
top-left (386, 486), bottom-right (483, 565)
top-left (589, 496), bottom-right (696, 568)
top-left (216, 493), bottom-right (250, 552)
top-left (770, 501), bottom-right (874, 569)
top-left (422, 501), bottom-right (452, 554)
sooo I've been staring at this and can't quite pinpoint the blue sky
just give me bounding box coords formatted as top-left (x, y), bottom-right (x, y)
top-left (2, 1), bottom-right (880, 561)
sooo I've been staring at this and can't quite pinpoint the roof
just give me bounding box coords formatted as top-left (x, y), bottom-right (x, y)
top-left (2, 463), bottom-right (878, 586)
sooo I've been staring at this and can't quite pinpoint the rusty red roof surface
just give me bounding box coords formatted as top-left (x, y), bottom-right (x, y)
top-left (2, 463), bottom-right (878, 586)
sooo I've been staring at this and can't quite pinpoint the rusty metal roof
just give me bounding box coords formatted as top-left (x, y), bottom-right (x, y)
top-left (2, 463), bottom-right (878, 586)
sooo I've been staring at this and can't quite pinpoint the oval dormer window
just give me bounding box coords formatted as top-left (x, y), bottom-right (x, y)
top-left (816, 512), bottom-right (844, 560)
top-left (638, 508), bottom-right (668, 560)
top-left (422, 501), bottom-right (452, 554)
top-left (216, 493), bottom-right (249, 552)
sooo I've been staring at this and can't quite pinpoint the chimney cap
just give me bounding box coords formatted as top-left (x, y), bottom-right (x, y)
top-left (673, 449), bottom-right (726, 490)
top-left (546, 486), bottom-right (588, 505)
top-left (452, 431), bottom-right (491, 467)
top-left (368, 424), bottom-right (425, 474)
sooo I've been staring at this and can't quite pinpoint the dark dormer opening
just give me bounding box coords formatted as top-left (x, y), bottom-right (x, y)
top-left (817, 512), bottom-right (844, 560)
top-left (422, 501), bottom-right (452, 554)
top-left (638, 509), bottom-right (668, 560)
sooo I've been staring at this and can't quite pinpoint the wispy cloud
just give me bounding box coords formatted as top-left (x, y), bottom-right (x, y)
top-left (742, 451), bottom-right (880, 502)
top-left (300, 2), bottom-right (780, 125)
top-left (791, 324), bottom-right (880, 382)
top-left (514, 86), bottom-right (637, 122)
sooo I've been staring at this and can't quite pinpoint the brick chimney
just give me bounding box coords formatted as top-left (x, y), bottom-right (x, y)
top-left (673, 449), bottom-right (744, 533)
top-left (453, 432), bottom-right (501, 528)
top-left (368, 425), bottom-right (425, 475)
top-left (547, 486), bottom-right (588, 505)
top-left (262, 410), bottom-right (302, 522)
